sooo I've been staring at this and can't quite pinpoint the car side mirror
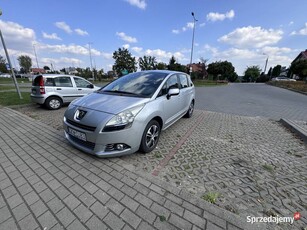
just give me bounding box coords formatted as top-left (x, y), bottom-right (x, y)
top-left (167, 88), bottom-right (179, 99)
top-left (87, 84), bottom-right (94, 89)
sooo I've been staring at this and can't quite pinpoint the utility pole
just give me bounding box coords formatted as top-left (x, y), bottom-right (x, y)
top-left (88, 42), bottom-right (94, 80)
top-left (189, 12), bottom-right (198, 76)
top-left (0, 9), bottom-right (22, 99)
top-left (33, 43), bottom-right (39, 68)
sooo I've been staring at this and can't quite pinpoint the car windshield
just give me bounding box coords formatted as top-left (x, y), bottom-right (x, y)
top-left (98, 72), bottom-right (168, 98)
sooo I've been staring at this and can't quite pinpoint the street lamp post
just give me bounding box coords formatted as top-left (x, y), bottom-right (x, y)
top-left (88, 42), bottom-right (95, 80)
top-left (189, 12), bottom-right (198, 75)
top-left (0, 9), bottom-right (22, 99)
top-left (33, 43), bottom-right (39, 68)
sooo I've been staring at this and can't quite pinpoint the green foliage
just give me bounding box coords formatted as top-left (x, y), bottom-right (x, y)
top-left (0, 92), bottom-right (31, 106)
top-left (43, 66), bottom-right (50, 71)
top-left (138, 55), bottom-right (157, 70)
top-left (156, 62), bottom-right (167, 70)
top-left (113, 48), bottom-right (137, 76)
top-left (0, 55), bottom-right (8, 73)
top-left (290, 60), bottom-right (307, 80)
top-left (167, 56), bottom-right (186, 72)
top-left (271, 65), bottom-right (282, 77)
top-left (243, 65), bottom-right (261, 82)
top-left (207, 61), bottom-right (236, 81)
top-left (202, 192), bottom-right (220, 204)
top-left (17, 55), bottom-right (32, 73)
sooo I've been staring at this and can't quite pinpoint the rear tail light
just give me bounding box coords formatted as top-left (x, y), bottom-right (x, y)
top-left (39, 77), bottom-right (45, 94)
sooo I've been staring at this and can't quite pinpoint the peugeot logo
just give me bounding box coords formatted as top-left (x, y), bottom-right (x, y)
top-left (74, 109), bottom-right (87, 121)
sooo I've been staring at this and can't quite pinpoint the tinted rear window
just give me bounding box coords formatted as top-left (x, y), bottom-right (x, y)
top-left (32, 76), bottom-right (43, 86)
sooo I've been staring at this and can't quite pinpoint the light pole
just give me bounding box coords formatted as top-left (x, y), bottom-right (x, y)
top-left (33, 42), bottom-right (39, 68)
top-left (189, 12), bottom-right (198, 75)
top-left (0, 9), bottom-right (22, 99)
top-left (88, 42), bottom-right (95, 80)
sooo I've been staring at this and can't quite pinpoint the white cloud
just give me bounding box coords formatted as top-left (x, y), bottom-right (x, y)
top-left (131, 46), bottom-right (143, 53)
top-left (218, 26), bottom-right (283, 48)
top-left (116, 32), bottom-right (137, 43)
top-left (290, 22), bottom-right (307, 36)
top-left (41, 57), bottom-right (82, 66)
top-left (42, 32), bottom-right (62, 40)
top-left (125, 0), bottom-right (146, 9)
top-left (0, 20), bottom-right (36, 52)
top-left (172, 21), bottom-right (195, 34)
top-left (39, 43), bottom-right (101, 56)
top-left (74, 28), bottom-right (89, 36)
top-left (207, 10), bottom-right (235, 22)
top-left (55, 21), bottom-right (72, 34)
top-left (123, 44), bottom-right (130, 49)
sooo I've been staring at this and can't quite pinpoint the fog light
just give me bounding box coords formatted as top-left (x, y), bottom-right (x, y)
top-left (116, 144), bottom-right (124, 151)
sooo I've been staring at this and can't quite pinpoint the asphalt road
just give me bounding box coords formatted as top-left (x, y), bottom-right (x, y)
top-left (195, 83), bottom-right (307, 121)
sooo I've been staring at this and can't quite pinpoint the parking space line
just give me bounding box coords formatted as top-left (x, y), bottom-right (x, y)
top-left (151, 112), bottom-right (206, 176)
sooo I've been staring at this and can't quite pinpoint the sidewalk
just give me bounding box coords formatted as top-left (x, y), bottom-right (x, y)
top-left (0, 107), bottom-right (261, 230)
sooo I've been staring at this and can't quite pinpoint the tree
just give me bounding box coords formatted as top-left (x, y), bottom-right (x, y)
top-left (17, 55), bottom-right (32, 73)
top-left (156, 62), bottom-right (167, 70)
top-left (0, 55), bottom-right (7, 73)
top-left (167, 56), bottom-right (186, 72)
top-left (43, 66), bottom-right (50, 71)
top-left (290, 60), bottom-right (307, 80)
top-left (271, 65), bottom-right (282, 77)
top-left (138, 55), bottom-right (157, 70)
top-left (243, 66), bottom-right (261, 82)
top-left (113, 48), bottom-right (137, 76)
top-left (207, 61), bottom-right (236, 81)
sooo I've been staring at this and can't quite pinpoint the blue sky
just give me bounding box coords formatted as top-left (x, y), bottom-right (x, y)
top-left (0, 0), bottom-right (307, 75)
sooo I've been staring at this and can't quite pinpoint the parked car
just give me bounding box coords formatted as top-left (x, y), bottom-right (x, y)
top-left (271, 77), bottom-right (296, 82)
top-left (31, 74), bottom-right (100, 110)
top-left (63, 70), bottom-right (195, 157)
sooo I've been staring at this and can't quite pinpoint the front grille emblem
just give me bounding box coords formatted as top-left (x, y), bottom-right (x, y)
top-left (74, 109), bottom-right (87, 121)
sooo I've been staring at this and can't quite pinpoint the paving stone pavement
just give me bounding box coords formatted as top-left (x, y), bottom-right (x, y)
top-left (0, 107), bottom-right (265, 230)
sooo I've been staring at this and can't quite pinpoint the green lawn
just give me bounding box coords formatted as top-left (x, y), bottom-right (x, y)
top-left (0, 92), bottom-right (31, 106)
top-left (0, 77), bottom-right (30, 84)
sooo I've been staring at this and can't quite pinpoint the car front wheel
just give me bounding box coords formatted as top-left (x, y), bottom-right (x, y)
top-left (45, 97), bottom-right (62, 110)
top-left (139, 120), bottom-right (161, 153)
top-left (184, 100), bottom-right (194, 118)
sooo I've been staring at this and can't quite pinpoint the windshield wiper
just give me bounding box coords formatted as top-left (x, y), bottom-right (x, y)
top-left (99, 90), bottom-right (143, 97)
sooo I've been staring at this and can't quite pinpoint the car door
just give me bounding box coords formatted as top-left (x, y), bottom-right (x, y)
top-left (54, 76), bottom-right (77, 103)
top-left (178, 73), bottom-right (193, 113)
top-left (159, 74), bottom-right (182, 127)
top-left (73, 77), bottom-right (95, 97)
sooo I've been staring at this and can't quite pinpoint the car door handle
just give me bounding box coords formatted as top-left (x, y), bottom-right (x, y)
top-left (56, 88), bottom-right (62, 90)
top-left (78, 89), bottom-right (82, 90)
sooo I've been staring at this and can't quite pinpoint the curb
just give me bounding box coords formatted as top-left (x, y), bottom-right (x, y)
top-left (280, 118), bottom-right (307, 144)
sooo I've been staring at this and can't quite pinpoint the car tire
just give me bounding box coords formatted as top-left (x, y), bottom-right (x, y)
top-left (139, 120), bottom-right (161, 153)
top-left (184, 100), bottom-right (194, 118)
top-left (45, 97), bottom-right (62, 110)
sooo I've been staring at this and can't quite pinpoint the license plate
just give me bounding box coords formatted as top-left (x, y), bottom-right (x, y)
top-left (68, 127), bottom-right (86, 141)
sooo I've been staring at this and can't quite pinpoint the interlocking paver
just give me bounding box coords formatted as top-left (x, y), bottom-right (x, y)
top-left (2, 104), bottom-right (306, 229)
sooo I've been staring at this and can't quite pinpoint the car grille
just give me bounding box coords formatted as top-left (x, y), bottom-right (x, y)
top-left (66, 119), bottom-right (96, 132)
top-left (68, 134), bottom-right (96, 150)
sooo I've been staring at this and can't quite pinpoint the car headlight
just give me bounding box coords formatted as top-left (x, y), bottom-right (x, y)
top-left (103, 104), bottom-right (144, 131)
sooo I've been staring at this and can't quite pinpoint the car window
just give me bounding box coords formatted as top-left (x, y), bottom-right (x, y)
top-left (179, 74), bottom-right (188, 88)
top-left (54, 77), bottom-right (73, 87)
top-left (158, 74), bottom-right (179, 97)
top-left (45, 78), bottom-right (55, 86)
top-left (74, 77), bottom-right (91, 88)
top-left (100, 72), bottom-right (167, 98)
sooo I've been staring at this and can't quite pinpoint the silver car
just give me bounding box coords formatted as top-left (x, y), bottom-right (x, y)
top-left (63, 70), bottom-right (195, 157)
top-left (31, 74), bottom-right (100, 110)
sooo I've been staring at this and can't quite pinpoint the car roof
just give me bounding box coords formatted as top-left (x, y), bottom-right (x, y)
top-left (33, 74), bottom-right (79, 79)
top-left (136, 70), bottom-right (189, 75)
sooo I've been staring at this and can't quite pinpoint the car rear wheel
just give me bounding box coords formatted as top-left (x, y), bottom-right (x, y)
top-left (139, 120), bottom-right (161, 153)
top-left (184, 100), bottom-right (194, 118)
top-left (45, 97), bottom-right (62, 110)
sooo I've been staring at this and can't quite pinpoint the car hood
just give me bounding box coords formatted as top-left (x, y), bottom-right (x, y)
top-left (71, 92), bottom-right (150, 114)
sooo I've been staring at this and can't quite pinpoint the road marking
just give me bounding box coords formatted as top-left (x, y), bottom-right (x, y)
top-left (152, 112), bottom-right (206, 176)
